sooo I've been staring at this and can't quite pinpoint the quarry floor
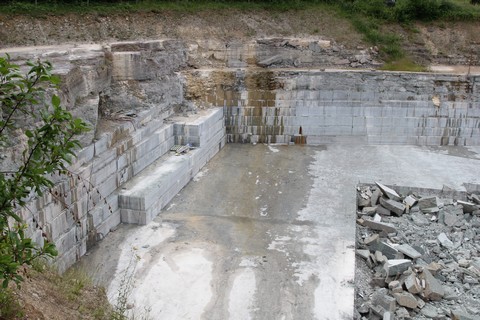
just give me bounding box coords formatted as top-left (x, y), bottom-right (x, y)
top-left (79, 143), bottom-right (480, 320)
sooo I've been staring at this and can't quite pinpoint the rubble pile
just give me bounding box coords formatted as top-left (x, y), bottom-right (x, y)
top-left (355, 182), bottom-right (480, 320)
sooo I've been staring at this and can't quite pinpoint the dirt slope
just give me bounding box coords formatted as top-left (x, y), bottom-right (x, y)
top-left (1, 9), bottom-right (479, 65)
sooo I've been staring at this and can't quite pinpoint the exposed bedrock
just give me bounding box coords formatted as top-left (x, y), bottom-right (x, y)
top-left (0, 38), bottom-right (479, 272)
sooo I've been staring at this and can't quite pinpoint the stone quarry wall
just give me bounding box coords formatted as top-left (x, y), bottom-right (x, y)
top-left (185, 69), bottom-right (480, 146)
top-left (2, 38), bottom-right (480, 272)
top-left (2, 41), bottom-right (226, 272)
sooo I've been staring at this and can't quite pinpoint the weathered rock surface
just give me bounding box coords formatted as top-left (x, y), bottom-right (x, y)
top-left (356, 184), bottom-right (480, 320)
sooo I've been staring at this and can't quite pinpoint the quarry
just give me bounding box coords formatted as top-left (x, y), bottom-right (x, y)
top-left (1, 33), bottom-right (480, 319)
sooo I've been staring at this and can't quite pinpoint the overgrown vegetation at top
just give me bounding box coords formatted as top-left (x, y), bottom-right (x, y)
top-left (1, 0), bottom-right (479, 20)
top-left (0, 56), bottom-right (89, 287)
top-left (1, 0), bottom-right (479, 66)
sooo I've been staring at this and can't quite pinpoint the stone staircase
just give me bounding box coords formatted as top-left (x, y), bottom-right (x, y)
top-left (118, 108), bottom-right (225, 224)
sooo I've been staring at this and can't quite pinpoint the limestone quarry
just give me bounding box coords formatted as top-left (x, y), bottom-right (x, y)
top-left (0, 10), bottom-right (480, 320)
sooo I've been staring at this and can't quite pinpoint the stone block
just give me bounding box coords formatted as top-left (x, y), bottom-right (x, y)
top-left (376, 182), bottom-right (402, 201)
top-left (376, 205), bottom-right (391, 216)
top-left (472, 194), bottom-right (480, 205)
top-left (357, 193), bottom-right (371, 208)
top-left (420, 269), bottom-right (445, 301)
top-left (420, 305), bottom-right (439, 318)
top-left (372, 288), bottom-right (397, 313)
top-left (457, 200), bottom-right (478, 214)
top-left (371, 188), bottom-right (382, 205)
top-left (364, 234), bottom-right (380, 246)
top-left (362, 206), bottom-right (377, 216)
top-left (405, 273), bottom-right (422, 294)
top-left (438, 232), bottom-right (454, 249)
top-left (426, 262), bottom-right (443, 275)
top-left (383, 312), bottom-right (394, 320)
top-left (397, 244), bottom-right (422, 259)
top-left (394, 292), bottom-right (418, 309)
top-left (357, 249), bottom-right (371, 260)
top-left (418, 196), bottom-right (440, 213)
top-left (404, 195), bottom-right (418, 208)
top-left (363, 218), bottom-right (397, 234)
top-left (374, 242), bottom-right (399, 260)
top-left (396, 307), bottom-right (411, 319)
top-left (384, 259), bottom-right (412, 277)
top-left (380, 197), bottom-right (405, 216)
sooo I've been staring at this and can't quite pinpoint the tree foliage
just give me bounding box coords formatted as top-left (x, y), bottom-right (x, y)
top-left (0, 55), bottom-right (89, 287)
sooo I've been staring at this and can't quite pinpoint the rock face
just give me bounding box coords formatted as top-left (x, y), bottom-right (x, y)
top-left (355, 183), bottom-right (480, 319)
top-left (1, 38), bottom-right (480, 277)
top-left (0, 41), bottom-right (227, 272)
top-left (186, 67), bottom-right (480, 146)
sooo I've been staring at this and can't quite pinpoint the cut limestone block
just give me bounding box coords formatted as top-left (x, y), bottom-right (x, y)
top-left (376, 205), bottom-right (392, 216)
top-left (380, 197), bottom-right (406, 216)
top-left (457, 200), bottom-right (478, 214)
top-left (404, 195), bottom-right (418, 207)
top-left (418, 196), bottom-right (440, 213)
top-left (405, 273), bottom-right (422, 294)
top-left (397, 244), bottom-right (422, 259)
top-left (363, 218), bottom-right (397, 234)
top-left (420, 269), bottom-right (445, 301)
top-left (384, 259), bottom-right (412, 277)
top-left (394, 292), bottom-right (418, 309)
top-left (376, 182), bottom-right (402, 202)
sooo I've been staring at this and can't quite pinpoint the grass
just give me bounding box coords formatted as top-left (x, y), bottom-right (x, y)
top-left (0, 0), bottom-right (317, 15)
top-left (380, 57), bottom-right (428, 72)
top-left (0, 288), bottom-right (24, 319)
top-left (0, 260), bottom-right (114, 320)
top-left (1, 0), bottom-right (479, 69)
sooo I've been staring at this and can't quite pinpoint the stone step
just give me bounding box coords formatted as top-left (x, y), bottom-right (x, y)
top-left (118, 108), bottom-right (226, 225)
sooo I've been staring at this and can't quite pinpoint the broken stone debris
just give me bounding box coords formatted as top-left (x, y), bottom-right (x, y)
top-left (355, 184), bottom-right (480, 320)
top-left (418, 196), bottom-right (441, 213)
top-left (376, 181), bottom-right (402, 202)
top-left (380, 197), bottom-right (406, 216)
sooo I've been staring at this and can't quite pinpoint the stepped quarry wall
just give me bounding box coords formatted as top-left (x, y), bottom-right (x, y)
top-left (185, 69), bottom-right (480, 146)
top-left (1, 39), bottom-right (479, 272)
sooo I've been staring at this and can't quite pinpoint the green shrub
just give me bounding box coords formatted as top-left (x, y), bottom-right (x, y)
top-left (0, 288), bottom-right (24, 319)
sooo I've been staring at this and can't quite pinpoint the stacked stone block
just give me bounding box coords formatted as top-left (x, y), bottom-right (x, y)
top-left (190, 70), bottom-right (480, 146)
top-left (119, 108), bottom-right (226, 225)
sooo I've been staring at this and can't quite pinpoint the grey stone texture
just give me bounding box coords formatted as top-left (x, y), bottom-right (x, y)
top-left (2, 41), bottom-right (225, 272)
top-left (397, 244), bottom-right (422, 259)
top-left (376, 181), bottom-right (402, 201)
top-left (362, 218), bottom-right (397, 234)
top-left (383, 259), bottom-right (412, 277)
top-left (394, 292), bottom-right (418, 309)
top-left (418, 196), bottom-right (440, 213)
top-left (380, 197), bottom-right (406, 216)
top-left (421, 269), bottom-right (445, 301)
top-left (186, 69), bottom-right (480, 146)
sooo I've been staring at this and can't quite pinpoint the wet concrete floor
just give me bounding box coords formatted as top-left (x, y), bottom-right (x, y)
top-left (78, 143), bottom-right (480, 320)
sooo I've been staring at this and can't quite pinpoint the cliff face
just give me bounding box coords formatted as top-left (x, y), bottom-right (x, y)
top-left (1, 10), bottom-right (480, 66)
top-left (0, 35), bottom-right (479, 272)
top-left (0, 41), bottom-right (192, 271)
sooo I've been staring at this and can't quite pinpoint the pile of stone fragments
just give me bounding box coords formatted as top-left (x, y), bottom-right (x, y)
top-left (355, 182), bottom-right (480, 320)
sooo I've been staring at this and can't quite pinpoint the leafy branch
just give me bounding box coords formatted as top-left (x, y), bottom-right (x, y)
top-left (0, 55), bottom-right (89, 287)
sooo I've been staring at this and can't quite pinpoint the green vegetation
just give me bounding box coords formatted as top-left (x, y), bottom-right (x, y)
top-left (380, 57), bottom-right (429, 71)
top-left (1, 0), bottom-right (479, 66)
top-left (336, 0), bottom-right (480, 66)
top-left (0, 56), bottom-right (89, 287)
top-left (0, 262), bottom-right (113, 319)
top-left (0, 0), bottom-right (479, 19)
top-left (0, 288), bottom-right (24, 319)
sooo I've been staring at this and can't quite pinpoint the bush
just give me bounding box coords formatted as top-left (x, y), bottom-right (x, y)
top-left (1, 55), bottom-right (89, 287)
